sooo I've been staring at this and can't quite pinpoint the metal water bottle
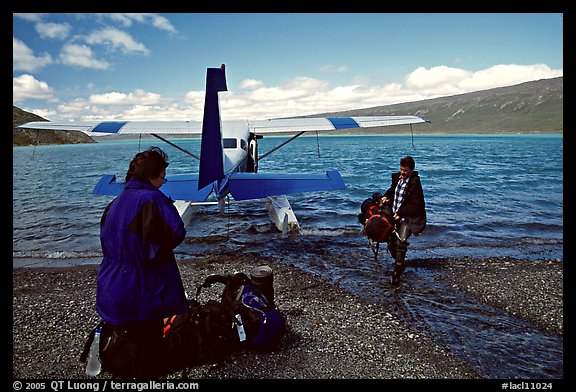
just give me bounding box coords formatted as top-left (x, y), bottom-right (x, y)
top-left (85, 328), bottom-right (102, 377)
top-left (250, 265), bottom-right (275, 308)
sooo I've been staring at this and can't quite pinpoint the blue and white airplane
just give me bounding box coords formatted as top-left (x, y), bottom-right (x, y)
top-left (17, 64), bottom-right (428, 232)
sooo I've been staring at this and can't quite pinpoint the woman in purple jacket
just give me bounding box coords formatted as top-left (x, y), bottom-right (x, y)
top-left (96, 146), bottom-right (189, 326)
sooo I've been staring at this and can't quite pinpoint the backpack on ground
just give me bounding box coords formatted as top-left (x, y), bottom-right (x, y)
top-left (196, 271), bottom-right (286, 352)
top-left (162, 298), bottom-right (236, 373)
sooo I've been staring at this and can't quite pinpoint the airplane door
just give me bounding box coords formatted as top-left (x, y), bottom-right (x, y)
top-left (248, 138), bottom-right (258, 173)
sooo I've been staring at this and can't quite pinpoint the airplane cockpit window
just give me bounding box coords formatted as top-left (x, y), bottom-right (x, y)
top-left (223, 138), bottom-right (237, 149)
top-left (240, 139), bottom-right (247, 151)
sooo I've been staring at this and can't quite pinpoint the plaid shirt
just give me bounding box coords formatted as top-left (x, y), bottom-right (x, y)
top-left (393, 176), bottom-right (410, 217)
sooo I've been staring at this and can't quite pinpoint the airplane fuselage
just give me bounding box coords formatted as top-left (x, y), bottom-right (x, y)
top-left (221, 121), bottom-right (258, 175)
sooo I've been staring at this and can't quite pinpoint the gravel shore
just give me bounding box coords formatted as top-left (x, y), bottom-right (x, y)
top-left (409, 257), bottom-right (563, 336)
top-left (12, 255), bottom-right (562, 380)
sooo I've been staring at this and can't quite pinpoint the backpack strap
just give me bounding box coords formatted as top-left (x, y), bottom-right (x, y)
top-left (195, 273), bottom-right (252, 300)
top-left (370, 239), bottom-right (381, 261)
top-left (195, 274), bottom-right (228, 299)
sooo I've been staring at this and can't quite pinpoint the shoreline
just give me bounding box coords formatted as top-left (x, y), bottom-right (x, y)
top-left (12, 255), bottom-right (562, 380)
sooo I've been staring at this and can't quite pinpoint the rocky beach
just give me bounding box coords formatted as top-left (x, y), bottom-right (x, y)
top-left (12, 254), bottom-right (563, 382)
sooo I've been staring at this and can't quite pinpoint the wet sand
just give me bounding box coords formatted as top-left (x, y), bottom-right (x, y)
top-left (12, 254), bottom-right (562, 381)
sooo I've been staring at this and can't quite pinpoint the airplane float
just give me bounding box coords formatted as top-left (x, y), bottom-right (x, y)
top-left (17, 64), bottom-right (429, 233)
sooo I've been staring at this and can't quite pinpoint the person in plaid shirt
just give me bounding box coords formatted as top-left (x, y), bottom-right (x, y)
top-left (381, 156), bottom-right (427, 287)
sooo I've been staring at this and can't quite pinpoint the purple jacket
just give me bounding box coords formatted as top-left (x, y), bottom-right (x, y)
top-left (96, 179), bottom-right (189, 325)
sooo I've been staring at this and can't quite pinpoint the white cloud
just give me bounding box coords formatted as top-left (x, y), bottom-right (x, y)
top-left (89, 89), bottom-right (163, 105)
top-left (13, 37), bottom-right (53, 72)
top-left (13, 13), bottom-right (46, 22)
top-left (83, 27), bottom-right (150, 55)
top-left (35, 22), bottom-right (71, 40)
top-left (59, 43), bottom-right (110, 70)
top-left (319, 65), bottom-right (348, 73)
top-left (245, 86), bottom-right (303, 102)
top-left (283, 76), bottom-right (329, 91)
top-left (13, 74), bottom-right (55, 103)
top-left (239, 79), bottom-right (264, 90)
top-left (239, 77), bottom-right (330, 104)
top-left (117, 104), bottom-right (198, 121)
top-left (404, 64), bottom-right (563, 98)
top-left (101, 13), bottom-right (177, 34)
top-left (184, 91), bottom-right (205, 106)
top-left (457, 64), bottom-right (564, 91)
top-left (147, 14), bottom-right (178, 34)
top-left (405, 65), bottom-right (472, 90)
top-left (57, 98), bottom-right (91, 114)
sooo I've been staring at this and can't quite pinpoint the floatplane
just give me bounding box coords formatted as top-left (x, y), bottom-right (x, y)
top-left (17, 64), bottom-right (428, 233)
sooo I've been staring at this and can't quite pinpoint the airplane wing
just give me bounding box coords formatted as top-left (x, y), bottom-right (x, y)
top-left (227, 170), bottom-right (345, 201)
top-left (17, 115), bottom-right (427, 136)
top-left (247, 115), bottom-right (428, 134)
top-left (17, 120), bottom-right (203, 137)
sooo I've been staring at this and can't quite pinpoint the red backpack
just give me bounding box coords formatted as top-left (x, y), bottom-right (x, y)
top-left (364, 212), bottom-right (395, 243)
top-left (359, 193), bottom-right (395, 243)
top-left (359, 194), bottom-right (396, 261)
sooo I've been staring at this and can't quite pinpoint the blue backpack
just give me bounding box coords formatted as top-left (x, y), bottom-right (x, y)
top-left (196, 272), bottom-right (286, 352)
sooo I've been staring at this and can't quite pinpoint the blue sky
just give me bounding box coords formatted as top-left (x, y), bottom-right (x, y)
top-left (13, 13), bottom-right (563, 122)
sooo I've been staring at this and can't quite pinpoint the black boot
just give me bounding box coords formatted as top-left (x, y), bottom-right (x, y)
top-left (390, 242), bottom-right (407, 287)
top-left (390, 260), bottom-right (404, 287)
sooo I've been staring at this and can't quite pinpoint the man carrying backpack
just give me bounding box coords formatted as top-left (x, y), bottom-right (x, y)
top-left (380, 156), bottom-right (427, 287)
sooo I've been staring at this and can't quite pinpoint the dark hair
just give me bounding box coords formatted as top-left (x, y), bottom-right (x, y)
top-left (400, 156), bottom-right (415, 170)
top-left (125, 146), bottom-right (169, 182)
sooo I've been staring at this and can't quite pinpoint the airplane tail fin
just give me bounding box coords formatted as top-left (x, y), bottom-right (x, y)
top-left (198, 64), bottom-right (228, 190)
